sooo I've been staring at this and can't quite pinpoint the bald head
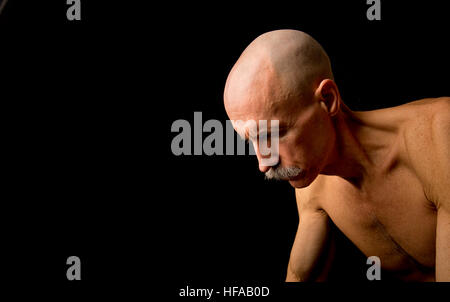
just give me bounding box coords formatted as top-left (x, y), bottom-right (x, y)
top-left (224, 30), bottom-right (333, 121)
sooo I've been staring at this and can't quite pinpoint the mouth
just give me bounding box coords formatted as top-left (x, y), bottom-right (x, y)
top-left (286, 169), bottom-right (305, 181)
top-left (265, 166), bottom-right (304, 181)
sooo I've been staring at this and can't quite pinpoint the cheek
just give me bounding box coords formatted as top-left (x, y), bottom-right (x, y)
top-left (284, 118), bottom-right (332, 166)
top-left (304, 110), bottom-right (332, 147)
top-left (277, 139), bottom-right (306, 165)
top-left (308, 121), bottom-right (335, 170)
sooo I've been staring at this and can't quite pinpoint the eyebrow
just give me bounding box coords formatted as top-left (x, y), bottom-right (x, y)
top-left (242, 126), bottom-right (286, 141)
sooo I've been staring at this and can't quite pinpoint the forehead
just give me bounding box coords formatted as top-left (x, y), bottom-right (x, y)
top-left (225, 75), bottom-right (302, 130)
top-left (225, 63), bottom-right (304, 136)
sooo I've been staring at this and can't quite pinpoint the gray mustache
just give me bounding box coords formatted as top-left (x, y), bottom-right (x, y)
top-left (265, 166), bottom-right (302, 180)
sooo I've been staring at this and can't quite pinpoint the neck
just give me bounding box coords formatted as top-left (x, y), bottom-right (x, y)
top-left (321, 103), bottom-right (399, 187)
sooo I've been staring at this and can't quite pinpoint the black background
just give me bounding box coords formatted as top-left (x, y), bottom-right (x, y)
top-left (1, 0), bottom-right (450, 299)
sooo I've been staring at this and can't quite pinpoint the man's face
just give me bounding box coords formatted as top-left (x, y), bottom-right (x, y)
top-left (276, 101), bottom-right (335, 188)
top-left (229, 99), bottom-right (335, 188)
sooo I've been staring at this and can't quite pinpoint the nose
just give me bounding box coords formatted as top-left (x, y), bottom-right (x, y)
top-left (259, 164), bottom-right (271, 173)
top-left (253, 141), bottom-right (275, 173)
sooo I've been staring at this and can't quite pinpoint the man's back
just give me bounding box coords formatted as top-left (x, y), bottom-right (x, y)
top-left (288, 97), bottom-right (450, 281)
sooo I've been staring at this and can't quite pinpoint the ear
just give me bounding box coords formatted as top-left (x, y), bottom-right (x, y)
top-left (314, 79), bottom-right (340, 116)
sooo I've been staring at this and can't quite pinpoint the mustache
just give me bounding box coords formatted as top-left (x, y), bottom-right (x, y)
top-left (265, 165), bottom-right (302, 180)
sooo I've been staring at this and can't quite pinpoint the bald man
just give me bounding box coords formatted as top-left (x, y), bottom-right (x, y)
top-left (223, 30), bottom-right (450, 281)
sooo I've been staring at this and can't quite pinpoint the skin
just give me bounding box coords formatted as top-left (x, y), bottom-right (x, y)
top-left (224, 29), bottom-right (450, 281)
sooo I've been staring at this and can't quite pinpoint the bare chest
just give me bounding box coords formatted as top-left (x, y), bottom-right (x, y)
top-left (322, 168), bottom-right (437, 277)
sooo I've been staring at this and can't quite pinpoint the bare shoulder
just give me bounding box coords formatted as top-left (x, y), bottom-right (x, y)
top-left (402, 96), bottom-right (450, 107)
top-left (401, 97), bottom-right (449, 144)
top-left (401, 97), bottom-right (450, 203)
top-left (428, 97), bottom-right (450, 131)
top-left (428, 98), bottom-right (450, 146)
top-left (404, 95), bottom-right (448, 133)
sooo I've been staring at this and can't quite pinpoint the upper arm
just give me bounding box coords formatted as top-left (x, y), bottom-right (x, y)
top-left (286, 183), bottom-right (333, 281)
top-left (431, 99), bottom-right (450, 281)
top-left (429, 98), bottom-right (450, 208)
top-left (436, 207), bottom-right (450, 281)
top-left (406, 98), bottom-right (450, 280)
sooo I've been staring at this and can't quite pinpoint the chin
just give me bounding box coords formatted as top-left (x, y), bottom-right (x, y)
top-left (288, 171), bottom-right (317, 188)
top-left (288, 179), bottom-right (310, 188)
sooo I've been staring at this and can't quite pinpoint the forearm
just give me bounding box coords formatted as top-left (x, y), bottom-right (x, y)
top-left (285, 211), bottom-right (333, 281)
top-left (436, 208), bottom-right (450, 281)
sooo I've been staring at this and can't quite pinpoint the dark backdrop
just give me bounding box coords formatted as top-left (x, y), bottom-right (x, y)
top-left (2, 0), bottom-right (449, 298)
